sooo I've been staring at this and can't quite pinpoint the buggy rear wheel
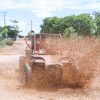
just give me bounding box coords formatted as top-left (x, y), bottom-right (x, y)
top-left (19, 56), bottom-right (25, 73)
top-left (19, 56), bottom-right (31, 85)
top-left (22, 64), bottom-right (32, 85)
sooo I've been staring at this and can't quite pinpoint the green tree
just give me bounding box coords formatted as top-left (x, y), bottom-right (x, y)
top-left (93, 11), bottom-right (100, 36)
top-left (60, 15), bottom-right (76, 34)
top-left (0, 26), bottom-right (8, 38)
top-left (40, 17), bottom-right (51, 33)
top-left (73, 13), bottom-right (94, 36)
top-left (40, 16), bottom-right (76, 34)
top-left (40, 13), bottom-right (95, 37)
top-left (6, 25), bottom-right (20, 40)
top-left (41, 17), bottom-right (62, 33)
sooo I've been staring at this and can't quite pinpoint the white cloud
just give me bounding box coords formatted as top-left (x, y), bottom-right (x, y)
top-left (66, 1), bottom-right (100, 10)
top-left (0, 0), bottom-right (12, 8)
top-left (31, 0), bottom-right (83, 18)
top-left (31, 0), bottom-right (100, 18)
top-left (0, 0), bottom-right (100, 18)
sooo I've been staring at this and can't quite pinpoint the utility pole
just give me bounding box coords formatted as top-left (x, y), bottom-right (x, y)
top-left (31, 20), bottom-right (33, 31)
top-left (2, 12), bottom-right (7, 26)
top-left (2, 12), bottom-right (7, 40)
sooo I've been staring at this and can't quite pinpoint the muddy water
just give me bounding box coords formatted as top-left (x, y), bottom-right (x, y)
top-left (0, 39), bottom-right (100, 100)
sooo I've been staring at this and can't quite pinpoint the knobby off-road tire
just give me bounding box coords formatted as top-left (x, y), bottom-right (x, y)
top-left (19, 56), bottom-right (25, 73)
top-left (19, 56), bottom-right (31, 85)
top-left (23, 64), bottom-right (32, 85)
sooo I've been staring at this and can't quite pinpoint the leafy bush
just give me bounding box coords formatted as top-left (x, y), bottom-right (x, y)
top-left (4, 39), bottom-right (14, 46)
top-left (0, 41), bottom-right (5, 47)
top-left (64, 27), bottom-right (75, 37)
top-left (0, 36), bottom-right (5, 47)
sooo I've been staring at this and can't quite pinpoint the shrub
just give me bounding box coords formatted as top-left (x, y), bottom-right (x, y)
top-left (0, 37), bottom-right (5, 47)
top-left (0, 41), bottom-right (5, 47)
top-left (64, 27), bottom-right (75, 37)
top-left (4, 39), bottom-right (14, 46)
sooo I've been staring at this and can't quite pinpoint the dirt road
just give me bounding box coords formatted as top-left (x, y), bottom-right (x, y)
top-left (0, 39), bottom-right (100, 100)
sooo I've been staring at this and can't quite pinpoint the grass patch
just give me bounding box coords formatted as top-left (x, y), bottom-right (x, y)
top-left (0, 38), bottom-right (14, 47)
top-left (4, 39), bottom-right (14, 46)
top-left (0, 40), bottom-right (5, 47)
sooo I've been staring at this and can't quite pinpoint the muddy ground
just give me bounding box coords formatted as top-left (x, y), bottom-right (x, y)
top-left (0, 38), bottom-right (100, 100)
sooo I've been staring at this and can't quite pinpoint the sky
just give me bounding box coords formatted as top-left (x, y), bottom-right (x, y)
top-left (0, 0), bottom-right (100, 36)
